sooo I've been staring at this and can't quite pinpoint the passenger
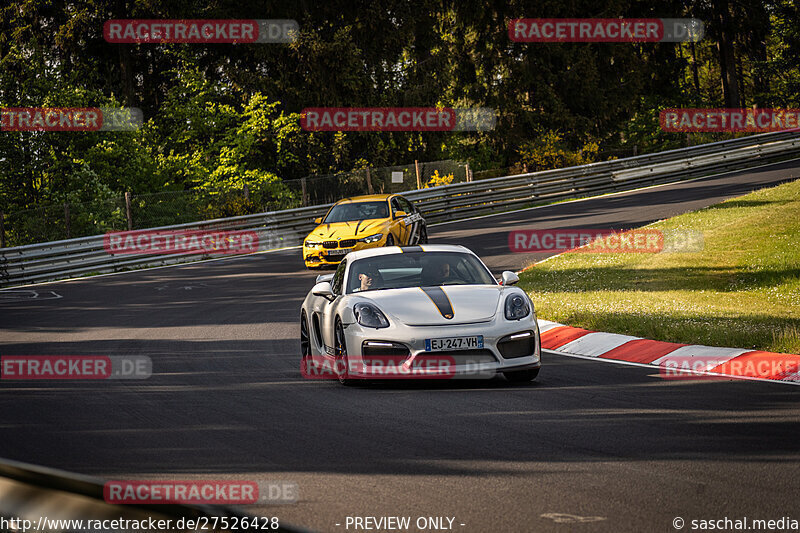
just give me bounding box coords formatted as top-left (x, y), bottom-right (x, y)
top-left (422, 258), bottom-right (453, 286)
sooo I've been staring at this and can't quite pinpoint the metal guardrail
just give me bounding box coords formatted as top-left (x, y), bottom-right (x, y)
top-left (2, 130), bottom-right (800, 288)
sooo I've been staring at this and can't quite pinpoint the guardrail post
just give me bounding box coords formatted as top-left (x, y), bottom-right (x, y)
top-left (0, 211), bottom-right (5, 248)
top-left (415, 160), bottom-right (421, 190)
top-left (465, 162), bottom-right (471, 182)
top-left (124, 192), bottom-right (133, 230)
top-left (64, 202), bottom-right (71, 239)
top-left (366, 168), bottom-right (374, 194)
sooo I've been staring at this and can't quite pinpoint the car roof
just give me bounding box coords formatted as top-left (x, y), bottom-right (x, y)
top-left (335, 194), bottom-right (394, 203)
top-left (345, 244), bottom-right (473, 262)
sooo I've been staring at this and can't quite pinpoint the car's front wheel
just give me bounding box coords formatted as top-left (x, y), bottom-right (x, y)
top-left (418, 226), bottom-right (428, 244)
top-left (334, 318), bottom-right (355, 386)
top-left (504, 368), bottom-right (539, 383)
top-left (300, 311), bottom-right (313, 376)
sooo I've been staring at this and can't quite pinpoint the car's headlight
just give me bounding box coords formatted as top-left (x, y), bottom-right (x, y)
top-left (358, 233), bottom-right (383, 244)
top-left (354, 302), bottom-right (390, 328)
top-left (305, 241), bottom-right (322, 248)
top-left (505, 293), bottom-right (531, 320)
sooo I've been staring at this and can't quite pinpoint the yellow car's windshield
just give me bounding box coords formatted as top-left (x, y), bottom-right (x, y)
top-left (324, 201), bottom-right (389, 223)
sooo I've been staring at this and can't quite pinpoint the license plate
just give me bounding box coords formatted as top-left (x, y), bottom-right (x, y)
top-left (425, 335), bottom-right (484, 352)
top-left (327, 248), bottom-right (353, 256)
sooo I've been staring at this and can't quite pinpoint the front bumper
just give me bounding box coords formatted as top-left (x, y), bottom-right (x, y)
top-left (341, 315), bottom-right (541, 379)
top-left (303, 234), bottom-right (389, 268)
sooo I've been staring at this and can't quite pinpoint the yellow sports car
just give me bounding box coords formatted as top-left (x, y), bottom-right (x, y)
top-left (303, 194), bottom-right (428, 269)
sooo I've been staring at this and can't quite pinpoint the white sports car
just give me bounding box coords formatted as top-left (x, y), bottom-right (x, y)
top-left (299, 244), bottom-right (541, 385)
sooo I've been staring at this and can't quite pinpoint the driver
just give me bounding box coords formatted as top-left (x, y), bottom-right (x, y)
top-left (360, 203), bottom-right (379, 219)
top-left (354, 264), bottom-right (382, 292)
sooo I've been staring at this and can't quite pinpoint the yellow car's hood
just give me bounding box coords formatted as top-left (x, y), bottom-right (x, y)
top-left (308, 219), bottom-right (388, 241)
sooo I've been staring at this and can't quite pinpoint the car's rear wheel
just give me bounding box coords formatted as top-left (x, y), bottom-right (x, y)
top-left (300, 311), bottom-right (313, 376)
top-left (334, 318), bottom-right (355, 386)
top-left (385, 234), bottom-right (395, 246)
top-left (504, 368), bottom-right (539, 383)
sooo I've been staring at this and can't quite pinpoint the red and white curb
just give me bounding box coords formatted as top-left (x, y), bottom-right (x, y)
top-left (537, 320), bottom-right (800, 385)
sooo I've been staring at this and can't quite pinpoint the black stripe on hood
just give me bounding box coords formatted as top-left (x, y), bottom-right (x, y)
top-left (421, 287), bottom-right (454, 319)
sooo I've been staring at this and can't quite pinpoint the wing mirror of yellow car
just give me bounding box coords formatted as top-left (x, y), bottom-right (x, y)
top-left (314, 217), bottom-right (322, 224)
top-left (394, 210), bottom-right (407, 218)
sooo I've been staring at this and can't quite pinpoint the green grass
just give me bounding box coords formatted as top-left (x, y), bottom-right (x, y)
top-left (518, 178), bottom-right (800, 354)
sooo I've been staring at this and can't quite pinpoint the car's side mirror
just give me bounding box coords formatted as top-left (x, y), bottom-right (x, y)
top-left (314, 217), bottom-right (322, 224)
top-left (500, 271), bottom-right (520, 286)
top-left (394, 210), bottom-right (407, 219)
top-left (315, 273), bottom-right (334, 284)
top-left (312, 281), bottom-right (335, 301)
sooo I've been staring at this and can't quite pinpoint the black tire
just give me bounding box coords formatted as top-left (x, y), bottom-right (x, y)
top-left (503, 368), bottom-right (539, 383)
top-left (418, 225), bottom-right (428, 244)
top-left (300, 311), bottom-right (313, 376)
top-left (385, 234), bottom-right (395, 246)
top-left (334, 318), bottom-right (355, 386)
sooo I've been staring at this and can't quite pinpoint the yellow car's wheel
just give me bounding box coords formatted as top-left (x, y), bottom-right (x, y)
top-left (419, 226), bottom-right (428, 244)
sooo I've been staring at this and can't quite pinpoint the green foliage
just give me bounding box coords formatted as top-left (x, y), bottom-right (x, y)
top-left (424, 170), bottom-right (455, 188)
top-left (516, 131), bottom-right (599, 172)
top-left (2, 0), bottom-right (800, 246)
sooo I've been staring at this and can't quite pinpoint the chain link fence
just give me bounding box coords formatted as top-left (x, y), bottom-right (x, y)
top-left (284, 159), bottom-right (467, 205)
top-left (0, 160), bottom-right (466, 248)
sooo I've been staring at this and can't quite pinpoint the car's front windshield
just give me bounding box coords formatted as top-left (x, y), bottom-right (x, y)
top-left (323, 201), bottom-right (389, 223)
top-left (346, 251), bottom-right (496, 293)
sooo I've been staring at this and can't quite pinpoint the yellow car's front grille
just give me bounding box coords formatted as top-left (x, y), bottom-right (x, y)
top-left (320, 239), bottom-right (358, 249)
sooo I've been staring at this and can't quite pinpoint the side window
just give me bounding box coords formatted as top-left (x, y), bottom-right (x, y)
top-left (331, 260), bottom-right (346, 295)
top-left (390, 197), bottom-right (402, 217)
top-left (398, 196), bottom-right (414, 213)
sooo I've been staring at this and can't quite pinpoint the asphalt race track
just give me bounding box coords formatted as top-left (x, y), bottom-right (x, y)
top-left (2, 160), bottom-right (799, 532)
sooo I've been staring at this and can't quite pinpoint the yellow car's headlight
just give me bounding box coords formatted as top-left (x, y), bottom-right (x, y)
top-left (358, 233), bottom-right (383, 244)
top-left (305, 241), bottom-right (323, 248)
